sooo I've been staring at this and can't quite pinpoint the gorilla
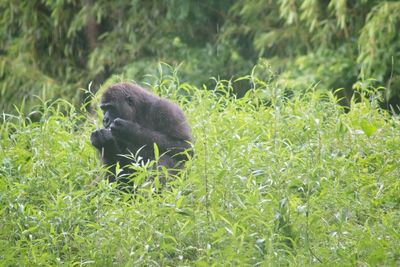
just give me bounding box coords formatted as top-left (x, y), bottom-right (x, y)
top-left (90, 82), bottom-right (193, 188)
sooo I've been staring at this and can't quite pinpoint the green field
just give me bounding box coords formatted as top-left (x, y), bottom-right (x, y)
top-left (1, 75), bottom-right (399, 265)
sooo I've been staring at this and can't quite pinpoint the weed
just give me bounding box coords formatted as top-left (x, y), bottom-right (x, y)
top-left (0, 75), bottom-right (399, 265)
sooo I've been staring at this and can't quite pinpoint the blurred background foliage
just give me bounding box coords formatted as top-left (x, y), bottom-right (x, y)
top-left (1, 0), bottom-right (400, 112)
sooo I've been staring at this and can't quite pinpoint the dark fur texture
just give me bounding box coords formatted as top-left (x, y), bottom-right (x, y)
top-left (90, 82), bottom-right (193, 187)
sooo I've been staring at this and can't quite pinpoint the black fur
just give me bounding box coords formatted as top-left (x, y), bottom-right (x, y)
top-left (90, 82), bottom-right (193, 187)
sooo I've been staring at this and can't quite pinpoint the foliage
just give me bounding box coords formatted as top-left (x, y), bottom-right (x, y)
top-left (221, 0), bottom-right (400, 104)
top-left (1, 73), bottom-right (399, 265)
top-left (2, 0), bottom-right (400, 113)
top-left (0, 0), bottom-right (239, 112)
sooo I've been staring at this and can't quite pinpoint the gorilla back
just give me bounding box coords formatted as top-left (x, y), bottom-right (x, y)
top-left (90, 82), bottom-right (193, 187)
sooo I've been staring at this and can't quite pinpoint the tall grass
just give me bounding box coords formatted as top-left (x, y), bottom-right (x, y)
top-left (0, 75), bottom-right (399, 265)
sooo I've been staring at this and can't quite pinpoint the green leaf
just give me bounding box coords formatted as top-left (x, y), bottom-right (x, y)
top-left (153, 142), bottom-right (159, 161)
top-left (361, 118), bottom-right (377, 137)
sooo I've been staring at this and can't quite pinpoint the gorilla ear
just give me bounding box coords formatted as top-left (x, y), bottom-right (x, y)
top-left (127, 96), bottom-right (134, 106)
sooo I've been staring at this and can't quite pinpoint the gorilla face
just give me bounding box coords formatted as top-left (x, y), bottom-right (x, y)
top-left (100, 102), bottom-right (117, 128)
top-left (100, 96), bottom-right (135, 128)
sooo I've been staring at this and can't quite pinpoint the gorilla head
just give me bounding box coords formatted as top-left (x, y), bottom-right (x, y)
top-left (100, 83), bottom-right (148, 127)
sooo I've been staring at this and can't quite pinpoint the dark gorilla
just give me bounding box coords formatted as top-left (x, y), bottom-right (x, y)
top-left (90, 82), bottom-right (193, 188)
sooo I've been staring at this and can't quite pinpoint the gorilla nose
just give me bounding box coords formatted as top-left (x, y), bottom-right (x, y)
top-left (103, 117), bottom-right (111, 128)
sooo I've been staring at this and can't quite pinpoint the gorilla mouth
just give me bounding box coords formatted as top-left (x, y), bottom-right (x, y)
top-left (103, 117), bottom-right (113, 129)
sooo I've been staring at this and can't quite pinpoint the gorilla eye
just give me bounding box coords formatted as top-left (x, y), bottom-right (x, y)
top-left (100, 103), bottom-right (115, 111)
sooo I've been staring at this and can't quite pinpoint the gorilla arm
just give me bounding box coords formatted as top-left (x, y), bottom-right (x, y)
top-left (110, 117), bottom-right (192, 159)
top-left (110, 99), bottom-right (193, 160)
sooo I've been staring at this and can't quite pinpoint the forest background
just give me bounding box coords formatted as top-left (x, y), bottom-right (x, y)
top-left (1, 0), bottom-right (400, 265)
top-left (2, 0), bottom-right (400, 112)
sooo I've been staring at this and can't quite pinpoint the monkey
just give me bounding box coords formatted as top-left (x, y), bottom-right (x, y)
top-left (90, 82), bottom-right (193, 189)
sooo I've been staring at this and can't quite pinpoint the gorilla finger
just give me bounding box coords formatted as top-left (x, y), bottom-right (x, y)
top-left (110, 123), bottom-right (121, 136)
top-left (90, 130), bottom-right (100, 141)
top-left (113, 118), bottom-right (124, 126)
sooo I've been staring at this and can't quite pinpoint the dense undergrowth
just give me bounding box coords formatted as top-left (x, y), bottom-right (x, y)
top-left (1, 74), bottom-right (400, 265)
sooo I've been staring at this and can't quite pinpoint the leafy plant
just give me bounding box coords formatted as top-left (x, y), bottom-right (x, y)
top-left (1, 72), bottom-right (399, 265)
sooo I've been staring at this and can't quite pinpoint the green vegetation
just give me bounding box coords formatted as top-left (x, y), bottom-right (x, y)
top-left (1, 0), bottom-right (400, 264)
top-left (1, 72), bottom-right (399, 265)
top-left (2, 1), bottom-right (400, 111)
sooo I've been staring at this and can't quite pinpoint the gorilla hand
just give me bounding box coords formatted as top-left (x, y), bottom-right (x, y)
top-left (110, 118), bottom-right (141, 138)
top-left (90, 128), bottom-right (115, 149)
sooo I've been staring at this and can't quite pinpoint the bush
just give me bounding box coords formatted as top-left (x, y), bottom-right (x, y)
top-left (1, 74), bottom-right (399, 265)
